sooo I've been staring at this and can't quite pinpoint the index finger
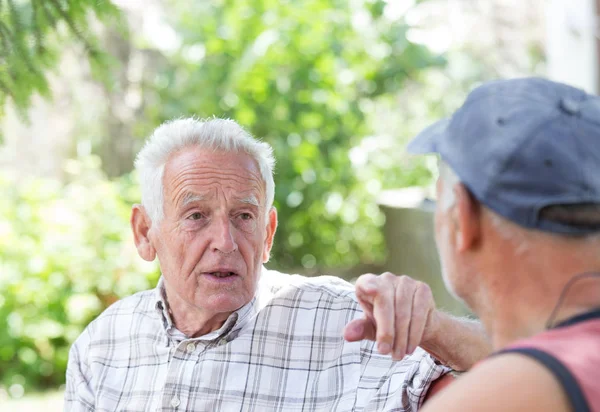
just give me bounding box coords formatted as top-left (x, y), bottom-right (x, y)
top-left (355, 273), bottom-right (379, 304)
top-left (355, 273), bottom-right (378, 322)
top-left (371, 273), bottom-right (397, 354)
top-left (357, 273), bottom-right (397, 354)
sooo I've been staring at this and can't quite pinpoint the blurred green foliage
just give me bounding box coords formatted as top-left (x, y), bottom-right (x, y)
top-left (138, 0), bottom-right (442, 269)
top-left (0, 0), bottom-right (121, 118)
top-left (0, 157), bottom-right (159, 391)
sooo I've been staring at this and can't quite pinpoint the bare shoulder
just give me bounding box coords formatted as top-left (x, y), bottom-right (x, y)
top-left (421, 353), bottom-right (572, 412)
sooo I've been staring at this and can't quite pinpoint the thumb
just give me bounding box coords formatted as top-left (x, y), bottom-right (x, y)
top-left (343, 318), bottom-right (376, 342)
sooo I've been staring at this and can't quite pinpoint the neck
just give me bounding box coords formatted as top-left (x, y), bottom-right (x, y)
top-left (482, 300), bottom-right (599, 349)
top-left (164, 286), bottom-right (231, 338)
top-left (473, 241), bottom-right (600, 349)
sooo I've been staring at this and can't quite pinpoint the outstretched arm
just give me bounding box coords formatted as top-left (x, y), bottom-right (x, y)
top-left (343, 272), bottom-right (492, 371)
top-left (420, 311), bottom-right (491, 371)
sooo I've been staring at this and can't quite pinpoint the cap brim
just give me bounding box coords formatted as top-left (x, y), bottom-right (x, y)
top-left (406, 118), bottom-right (450, 154)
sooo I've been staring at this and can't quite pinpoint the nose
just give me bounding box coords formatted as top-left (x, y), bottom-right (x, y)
top-left (211, 216), bottom-right (238, 254)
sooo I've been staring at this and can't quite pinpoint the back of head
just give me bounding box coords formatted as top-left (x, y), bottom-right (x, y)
top-left (135, 117), bottom-right (275, 223)
top-left (409, 77), bottom-right (600, 238)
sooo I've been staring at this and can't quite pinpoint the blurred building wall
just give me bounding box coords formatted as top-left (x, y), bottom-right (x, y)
top-left (285, 188), bottom-right (470, 317)
top-left (546, 0), bottom-right (598, 94)
top-left (377, 188), bottom-right (470, 316)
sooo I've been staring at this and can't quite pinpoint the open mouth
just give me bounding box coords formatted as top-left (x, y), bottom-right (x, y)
top-left (208, 272), bottom-right (237, 278)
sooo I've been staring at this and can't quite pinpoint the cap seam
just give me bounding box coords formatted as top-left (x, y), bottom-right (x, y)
top-left (486, 115), bottom-right (593, 229)
top-left (571, 116), bottom-right (591, 199)
top-left (580, 102), bottom-right (600, 127)
top-left (481, 111), bottom-right (560, 227)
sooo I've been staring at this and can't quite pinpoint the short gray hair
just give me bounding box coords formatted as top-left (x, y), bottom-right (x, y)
top-left (437, 159), bottom-right (600, 244)
top-left (437, 158), bottom-right (529, 247)
top-left (437, 159), bottom-right (461, 211)
top-left (135, 117), bottom-right (276, 223)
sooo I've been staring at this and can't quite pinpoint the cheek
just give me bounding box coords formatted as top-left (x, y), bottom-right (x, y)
top-left (438, 222), bottom-right (452, 266)
top-left (436, 213), bottom-right (455, 276)
top-left (244, 222), bottom-right (267, 249)
top-left (233, 227), bottom-right (257, 253)
top-left (159, 231), bottom-right (201, 273)
top-left (438, 223), bottom-right (459, 295)
top-left (434, 208), bottom-right (445, 246)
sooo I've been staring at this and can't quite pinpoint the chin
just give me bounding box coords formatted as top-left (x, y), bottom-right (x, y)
top-left (197, 292), bottom-right (251, 314)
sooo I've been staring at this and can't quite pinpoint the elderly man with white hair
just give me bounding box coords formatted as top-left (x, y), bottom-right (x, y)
top-left (64, 117), bottom-right (491, 411)
top-left (409, 78), bottom-right (600, 412)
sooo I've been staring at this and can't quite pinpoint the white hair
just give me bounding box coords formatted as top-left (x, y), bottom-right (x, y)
top-left (437, 159), bottom-right (461, 212)
top-left (135, 117), bottom-right (275, 223)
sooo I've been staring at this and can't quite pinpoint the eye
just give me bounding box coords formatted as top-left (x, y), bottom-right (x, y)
top-left (234, 212), bottom-right (257, 232)
top-left (188, 212), bottom-right (204, 220)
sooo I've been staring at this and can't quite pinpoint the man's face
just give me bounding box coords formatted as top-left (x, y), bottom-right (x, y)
top-left (148, 147), bottom-right (277, 316)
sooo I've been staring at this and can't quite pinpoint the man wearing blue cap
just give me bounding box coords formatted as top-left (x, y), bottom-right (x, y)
top-left (409, 77), bottom-right (600, 411)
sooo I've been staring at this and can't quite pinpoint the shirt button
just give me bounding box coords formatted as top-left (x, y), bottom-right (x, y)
top-left (186, 343), bottom-right (196, 353)
top-left (219, 338), bottom-right (228, 345)
top-left (170, 397), bottom-right (181, 407)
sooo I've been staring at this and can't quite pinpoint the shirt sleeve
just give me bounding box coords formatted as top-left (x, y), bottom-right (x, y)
top-left (357, 344), bottom-right (451, 412)
top-left (64, 331), bottom-right (95, 412)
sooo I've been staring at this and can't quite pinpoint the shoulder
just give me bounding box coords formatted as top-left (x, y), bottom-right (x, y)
top-left (421, 352), bottom-right (572, 412)
top-left (262, 268), bottom-right (358, 302)
top-left (259, 269), bottom-right (361, 319)
top-left (92, 288), bottom-right (157, 326)
top-left (71, 289), bottom-right (158, 351)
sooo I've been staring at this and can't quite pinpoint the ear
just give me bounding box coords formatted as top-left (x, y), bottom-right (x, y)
top-left (453, 183), bottom-right (481, 252)
top-left (131, 204), bottom-right (157, 262)
top-left (262, 207), bottom-right (278, 262)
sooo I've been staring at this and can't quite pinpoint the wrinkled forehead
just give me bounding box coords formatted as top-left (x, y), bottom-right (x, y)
top-left (162, 148), bottom-right (266, 205)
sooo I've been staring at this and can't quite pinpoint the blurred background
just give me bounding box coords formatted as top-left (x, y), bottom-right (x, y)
top-left (0, 0), bottom-right (597, 409)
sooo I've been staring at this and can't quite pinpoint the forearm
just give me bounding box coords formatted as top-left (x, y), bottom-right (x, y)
top-left (420, 311), bottom-right (492, 371)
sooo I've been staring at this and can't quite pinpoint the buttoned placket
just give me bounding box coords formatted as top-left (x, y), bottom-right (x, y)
top-left (154, 276), bottom-right (260, 410)
top-left (162, 335), bottom-right (236, 410)
top-left (158, 319), bottom-right (239, 410)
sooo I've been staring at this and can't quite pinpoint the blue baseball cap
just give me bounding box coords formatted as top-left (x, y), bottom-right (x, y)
top-left (407, 77), bottom-right (600, 235)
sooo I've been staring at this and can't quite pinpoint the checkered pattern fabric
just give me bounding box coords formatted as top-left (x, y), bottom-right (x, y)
top-left (65, 269), bottom-right (448, 411)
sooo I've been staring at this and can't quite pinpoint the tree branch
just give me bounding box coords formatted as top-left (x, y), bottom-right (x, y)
top-left (47, 0), bottom-right (97, 56)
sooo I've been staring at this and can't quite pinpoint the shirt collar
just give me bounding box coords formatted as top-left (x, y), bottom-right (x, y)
top-left (154, 273), bottom-right (263, 343)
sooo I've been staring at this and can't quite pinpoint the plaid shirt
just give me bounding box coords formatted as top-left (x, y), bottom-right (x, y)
top-left (65, 269), bottom-right (448, 411)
